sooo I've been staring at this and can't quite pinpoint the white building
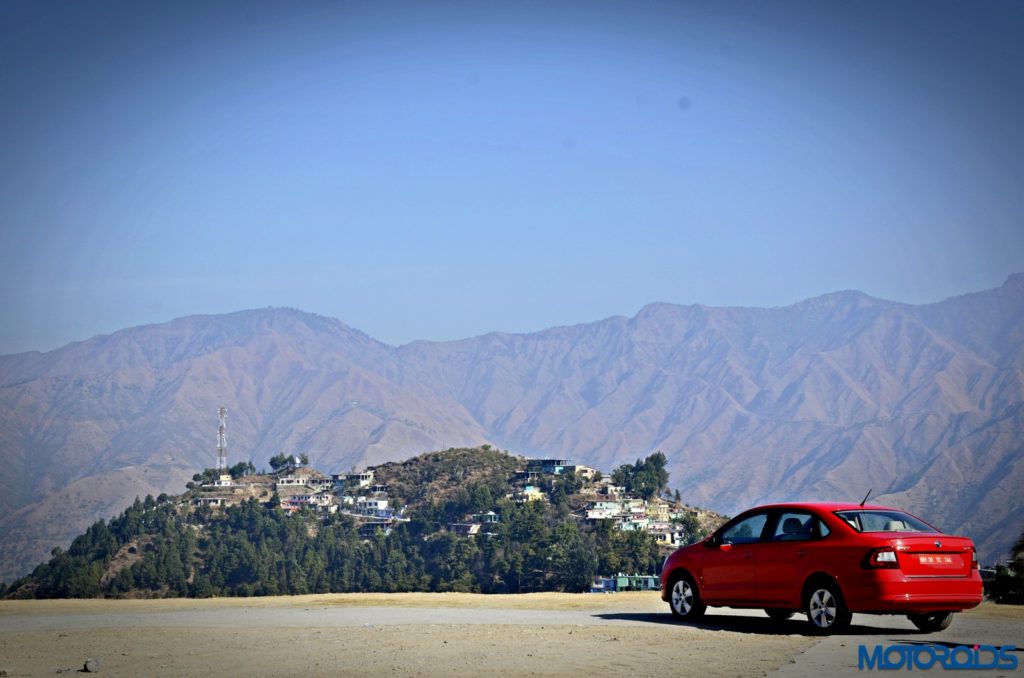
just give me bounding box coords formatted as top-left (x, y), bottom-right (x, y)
top-left (276, 476), bottom-right (307, 487)
top-left (333, 471), bottom-right (374, 489)
top-left (357, 497), bottom-right (390, 516)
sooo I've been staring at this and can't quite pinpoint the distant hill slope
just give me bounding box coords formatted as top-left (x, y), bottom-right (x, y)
top-left (2, 277), bottom-right (1023, 580)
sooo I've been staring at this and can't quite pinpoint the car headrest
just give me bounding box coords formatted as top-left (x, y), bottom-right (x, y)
top-left (783, 517), bottom-right (804, 534)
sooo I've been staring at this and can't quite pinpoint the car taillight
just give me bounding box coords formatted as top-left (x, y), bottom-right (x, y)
top-left (971, 548), bottom-right (978, 570)
top-left (865, 547), bottom-right (899, 569)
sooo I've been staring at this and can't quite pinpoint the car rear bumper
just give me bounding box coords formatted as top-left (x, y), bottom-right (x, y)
top-left (845, 571), bottom-right (983, 613)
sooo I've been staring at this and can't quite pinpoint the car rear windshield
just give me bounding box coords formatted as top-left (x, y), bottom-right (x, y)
top-left (834, 510), bottom-right (937, 533)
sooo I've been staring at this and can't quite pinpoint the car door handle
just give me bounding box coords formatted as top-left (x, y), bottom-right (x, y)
top-left (797, 550), bottom-right (808, 558)
top-left (743, 551), bottom-right (754, 560)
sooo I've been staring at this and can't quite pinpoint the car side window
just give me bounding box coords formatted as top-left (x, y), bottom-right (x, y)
top-left (771, 511), bottom-right (821, 541)
top-left (721, 512), bottom-right (769, 544)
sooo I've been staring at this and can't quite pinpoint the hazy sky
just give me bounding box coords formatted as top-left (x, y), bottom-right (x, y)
top-left (2, 1), bottom-right (1022, 354)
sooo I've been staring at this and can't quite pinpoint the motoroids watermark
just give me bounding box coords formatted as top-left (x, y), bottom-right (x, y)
top-left (858, 643), bottom-right (1018, 671)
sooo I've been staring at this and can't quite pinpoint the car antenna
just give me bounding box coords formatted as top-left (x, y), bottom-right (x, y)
top-left (859, 489), bottom-right (872, 507)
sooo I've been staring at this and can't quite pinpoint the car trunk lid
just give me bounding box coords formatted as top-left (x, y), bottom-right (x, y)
top-left (891, 535), bottom-right (974, 577)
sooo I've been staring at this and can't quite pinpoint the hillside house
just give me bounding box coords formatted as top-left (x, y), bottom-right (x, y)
top-left (191, 496), bottom-right (231, 508)
top-left (357, 497), bottom-right (393, 518)
top-left (515, 470), bottom-right (541, 484)
top-left (310, 491), bottom-right (333, 507)
top-left (566, 464), bottom-right (598, 480)
top-left (281, 497), bottom-right (305, 514)
top-left (586, 507), bottom-right (617, 521)
top-left (646, 500), bottom-right (670, 521)
top-left (275, 476), bottom-right (307, 488)
top-left (600, 484), bottom-right (626, 498)
top-left (306, 478), bottom-right (333, 490)
top-left (648, 525), bottom-right (683, 546)
top-left (283, 493), bottom-right (334, 514)
top-left (586, 500), bottom-right (624, 521)
top-left (359, 522), bottom-right (392, 539)
top-left (619, 518), bottom-right (651, 532)
top-left (527, 458), bottom-right (572, 475)
top-left (622, 498), bottom-right (645, 511)
top-left (517, 485), bottom-right (545, 502)
top-left (448, 523), bottom-right (482, 537)
top-left (333, 471), bottom-right (374, 489)
top-left (472, 511), bottom-right (500, 524)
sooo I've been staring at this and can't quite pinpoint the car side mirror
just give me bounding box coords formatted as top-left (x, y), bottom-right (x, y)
top-left (719, 542), bottom-right (733, 552)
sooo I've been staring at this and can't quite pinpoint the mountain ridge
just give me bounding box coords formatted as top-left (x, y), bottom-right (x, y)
top-left (1, 276), bottom-right (1022, 581)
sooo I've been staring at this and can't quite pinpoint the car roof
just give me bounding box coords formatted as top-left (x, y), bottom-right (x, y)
top-left (743, 502), bottom-right (899, 512)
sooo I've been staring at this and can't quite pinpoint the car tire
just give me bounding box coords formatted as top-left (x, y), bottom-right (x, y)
top-left (668, 573), bottom-right (706, 621)
top-left (804, 581), bottom-right (852, 634)
top-left (908, 612), bottom-right (954, 632)
top-left (765, 608), bottom-right (794, 621)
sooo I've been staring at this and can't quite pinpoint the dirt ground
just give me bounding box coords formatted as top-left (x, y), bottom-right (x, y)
top-left (0, 593), bottom-right (1020, 677)
top-left (0, 592), bottom-right (806, 677)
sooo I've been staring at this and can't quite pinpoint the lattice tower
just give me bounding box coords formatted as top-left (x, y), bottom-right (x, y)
top-left (216, 407), bottom-right (228, 471)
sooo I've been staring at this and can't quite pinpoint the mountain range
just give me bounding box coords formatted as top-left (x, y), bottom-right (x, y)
top-left (2, 275), bottom-right (1023, 581)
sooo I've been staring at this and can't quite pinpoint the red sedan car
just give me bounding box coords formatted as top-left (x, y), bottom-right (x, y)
top-left (660, 502), bottom-right (983, 633)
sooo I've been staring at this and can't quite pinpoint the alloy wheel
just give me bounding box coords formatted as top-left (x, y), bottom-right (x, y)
top-left (808, 588), bottom-right (837, 629)
top-left (672, 578), bottom-right (694, 615)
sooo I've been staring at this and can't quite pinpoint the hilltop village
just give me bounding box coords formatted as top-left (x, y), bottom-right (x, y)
top-left (189, 448), bottom-right (722, 552)
top-left (2, 446), bottom-right (727, 599)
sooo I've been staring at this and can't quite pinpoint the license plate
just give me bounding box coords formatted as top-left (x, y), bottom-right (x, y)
top-left (918, 554), bottom-right (955, 565)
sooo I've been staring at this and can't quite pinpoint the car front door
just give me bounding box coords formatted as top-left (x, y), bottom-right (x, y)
top-left (700, 511), bottom-right (768, 604)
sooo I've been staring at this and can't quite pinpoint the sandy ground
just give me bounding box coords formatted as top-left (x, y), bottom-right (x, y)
top-left (0, 593), bottom-right (806, 677)
top-left (0, 594), bottom-right (1020, 677)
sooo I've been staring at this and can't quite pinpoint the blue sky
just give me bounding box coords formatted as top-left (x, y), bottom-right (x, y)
top-left (2, 0), bottom-right (1022, 354)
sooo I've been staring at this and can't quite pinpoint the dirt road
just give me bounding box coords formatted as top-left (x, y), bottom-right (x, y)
top-left (0, 593), bottom-right (1020, 677)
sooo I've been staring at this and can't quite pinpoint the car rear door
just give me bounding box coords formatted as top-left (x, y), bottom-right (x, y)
top-left (756, 509), bottom-right (825, 606)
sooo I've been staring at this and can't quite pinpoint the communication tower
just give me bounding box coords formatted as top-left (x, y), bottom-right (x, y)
top-left (216, 407), bottom-right (228, 471)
